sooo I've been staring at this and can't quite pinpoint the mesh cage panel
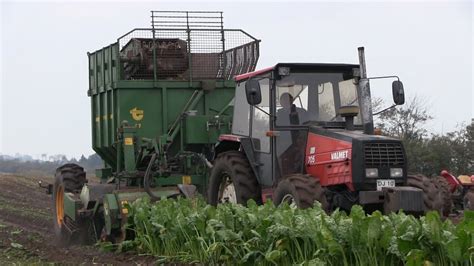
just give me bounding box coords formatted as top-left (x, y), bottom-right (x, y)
top-left (117, 12), bottom-right (259, 81)
top-left (223, 30), bottom-right (259, 79)
top-left (151, 11), bottom-right (224, 30)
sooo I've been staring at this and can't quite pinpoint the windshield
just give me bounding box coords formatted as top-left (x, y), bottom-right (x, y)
top-left (275, 72), bottom-right (362, 126)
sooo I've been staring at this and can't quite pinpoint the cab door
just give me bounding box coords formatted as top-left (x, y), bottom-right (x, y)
top-left (248, 78), bottom-right (273, 186)
top-left (273, 83), bottom-right (310, 181)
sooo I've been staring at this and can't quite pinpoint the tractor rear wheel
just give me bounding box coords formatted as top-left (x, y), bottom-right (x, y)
top-left (207, 151), bottom-right (262, 206)
top-left (273, 174), bottom-right (329, 211)
top-left (407, 174), bottom-right (445, 215)
top-left (463, 187), bottom-right (474, 210)
top-left (53, 163), bottom-right (88, 246)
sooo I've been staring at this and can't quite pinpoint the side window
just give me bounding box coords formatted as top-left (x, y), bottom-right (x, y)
top-left (318, 82), bottom-right (336, 121)
top-left (231, 82), bottom-right (250, 136)
top-left (276, 85), bottom-right (309, 126)
top-left (251, 79), bottom-right (270, 153)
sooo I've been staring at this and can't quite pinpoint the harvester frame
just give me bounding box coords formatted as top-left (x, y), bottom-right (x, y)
top-left (50, 11), bottom-right (261, 244)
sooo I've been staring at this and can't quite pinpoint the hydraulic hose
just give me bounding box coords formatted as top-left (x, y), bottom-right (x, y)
top-left (197, 154), bottom-right (213, 169)
top-left (143, 153), bottom-right (160, 201)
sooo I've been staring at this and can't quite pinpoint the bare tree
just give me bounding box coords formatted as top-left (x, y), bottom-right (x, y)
top-left (376, 96), bottom-right (432, 141)
top-left (371, 97), bottom-right (385, 115)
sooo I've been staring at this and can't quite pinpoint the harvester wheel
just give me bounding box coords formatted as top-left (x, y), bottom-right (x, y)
top-left (207, 151), bottom-right (262, 206)
top-left (53, 163), bottom-right (87, 246)
top-left (433, 176), bottom-right (453, 216)
top-left (273, 174), bottom-right (329, 211)
top-left (463, 187), bottom-right (474, 210)
top-left (407, 174), bottom-right (445, 215)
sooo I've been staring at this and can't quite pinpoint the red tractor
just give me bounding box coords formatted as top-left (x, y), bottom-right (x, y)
top-left (440, 170), bottom-right (474, 211)
top-left (207, 47), bottom-right (449, 215)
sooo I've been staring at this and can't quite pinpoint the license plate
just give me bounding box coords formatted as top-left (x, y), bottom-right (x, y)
top-left (376, 179), bottom-right (395, 191)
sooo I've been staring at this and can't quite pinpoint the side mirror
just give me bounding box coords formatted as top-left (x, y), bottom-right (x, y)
top-left (245, 79), bottom-right (262, 105)
top-left (392, 80), bottom-right (405, 105)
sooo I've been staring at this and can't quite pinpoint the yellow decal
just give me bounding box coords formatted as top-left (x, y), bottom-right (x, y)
top-left (95, 116), bottom-right (100, 122)
top-left (121, 201), bottom-right (129, 214)
top-left (102, 115), bottom-right (107, 120)
top-left (124, 137), bottom-right (133, 145)
top-left (182, 175), bottom-right (192, 185)
top-left (109, 114), bottom-right (113, 119)
top-left (130, 107), bottom-right (144, 121)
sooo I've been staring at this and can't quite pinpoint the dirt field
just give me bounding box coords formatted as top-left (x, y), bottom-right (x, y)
top-left (0, 173), bottom-right (154, 265)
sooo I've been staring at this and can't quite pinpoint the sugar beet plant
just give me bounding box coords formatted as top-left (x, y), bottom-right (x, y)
top-left (121, 197), bottom-right (473, 265)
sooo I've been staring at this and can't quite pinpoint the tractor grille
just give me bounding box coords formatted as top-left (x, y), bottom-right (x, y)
top-left (364, 142), bottom-right (405, 166)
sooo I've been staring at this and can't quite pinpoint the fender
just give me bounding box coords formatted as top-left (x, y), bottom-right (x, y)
top-left (214, 134), bottom-right (260, 182)
top-left (440, 170), bottom-right (461, 193)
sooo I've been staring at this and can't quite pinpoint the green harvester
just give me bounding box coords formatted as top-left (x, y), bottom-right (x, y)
top-left (49, 11), bottom-right (260, 244)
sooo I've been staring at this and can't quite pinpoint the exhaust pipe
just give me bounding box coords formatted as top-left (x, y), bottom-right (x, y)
top-left (357, 47), bottom-right (374, 135)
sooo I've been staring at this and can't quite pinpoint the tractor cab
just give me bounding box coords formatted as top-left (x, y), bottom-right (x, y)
top-left (232, 63), bottom-right (367, 185)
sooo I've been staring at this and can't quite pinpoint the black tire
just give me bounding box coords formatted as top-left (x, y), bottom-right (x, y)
top-left (464, 187), bottom-right (474, 211)
top-left (273, 174), bottom-right (329, 211)
top-left (207, 151), bottom-right (262, 206)
top-left (433, 176), bottom-right (453, 216)
top-left (407, 174), bottom-right (444, 215)
top-left (53, 163), bottom-right (87, 246)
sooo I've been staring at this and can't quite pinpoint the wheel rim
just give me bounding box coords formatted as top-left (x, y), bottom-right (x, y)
top-left (55, 185), bottom-right (65, 226)
top-left (281, 194), bottom-right (297, 208)
top-left (218, 175), bottom-right (237, 203)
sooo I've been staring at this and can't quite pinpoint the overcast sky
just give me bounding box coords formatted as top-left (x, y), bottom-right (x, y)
top-left (1, 1), bottom-right (472, 158)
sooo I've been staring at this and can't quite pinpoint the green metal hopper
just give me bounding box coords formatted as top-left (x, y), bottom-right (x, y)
top-left (87, 11), bottom-right (259, 188)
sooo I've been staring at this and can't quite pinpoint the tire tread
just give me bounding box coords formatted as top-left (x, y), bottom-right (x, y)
top-left (207, 151), bottom-right (261, 206)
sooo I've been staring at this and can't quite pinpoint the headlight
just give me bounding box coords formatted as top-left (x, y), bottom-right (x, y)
top-left (390, 168), bottom-right (403, 177)
top-left (365, 168), bottom-right (378, 178)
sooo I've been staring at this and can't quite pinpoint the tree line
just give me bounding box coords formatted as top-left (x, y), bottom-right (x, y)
top-left (0, 153), bottom-right (102, 176)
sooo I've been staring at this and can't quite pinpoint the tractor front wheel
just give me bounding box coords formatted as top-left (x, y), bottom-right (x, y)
top-left (207, 151), bottom-right (262, 206)
top-left (273, 174), bottom-right (329, 211)
top-left (53, 163), bottom-right (88, 246)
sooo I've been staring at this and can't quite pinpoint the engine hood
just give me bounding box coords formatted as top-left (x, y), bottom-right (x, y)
top-left (308, 126), bottom-right (399, 143)
top-left (307, 125), bottom-right (407, 191)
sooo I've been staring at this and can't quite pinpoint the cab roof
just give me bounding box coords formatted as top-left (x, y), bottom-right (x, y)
top-left (234, 63), bottom-right (360, 82)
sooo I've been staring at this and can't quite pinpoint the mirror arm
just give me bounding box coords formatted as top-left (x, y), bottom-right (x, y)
top-left (367, 75), bottom-right (400, 81)
top-left (254, 105), bottom-right (271, 117)
top-left (373, 104), bottom-right (396, 116)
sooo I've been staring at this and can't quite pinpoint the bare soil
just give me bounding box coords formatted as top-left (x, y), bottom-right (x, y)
top-left (0, 173), bottom-right (156, 265)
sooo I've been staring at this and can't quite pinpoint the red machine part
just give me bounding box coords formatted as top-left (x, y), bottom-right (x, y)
top-left (305, 133), bottom-right (354, 191)
top-left (440, 170), bottom-right (462, 192)
top-left (261, 187), bottom-right (273, 203)
top-left (218, 134), bottom-right (241, 142)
